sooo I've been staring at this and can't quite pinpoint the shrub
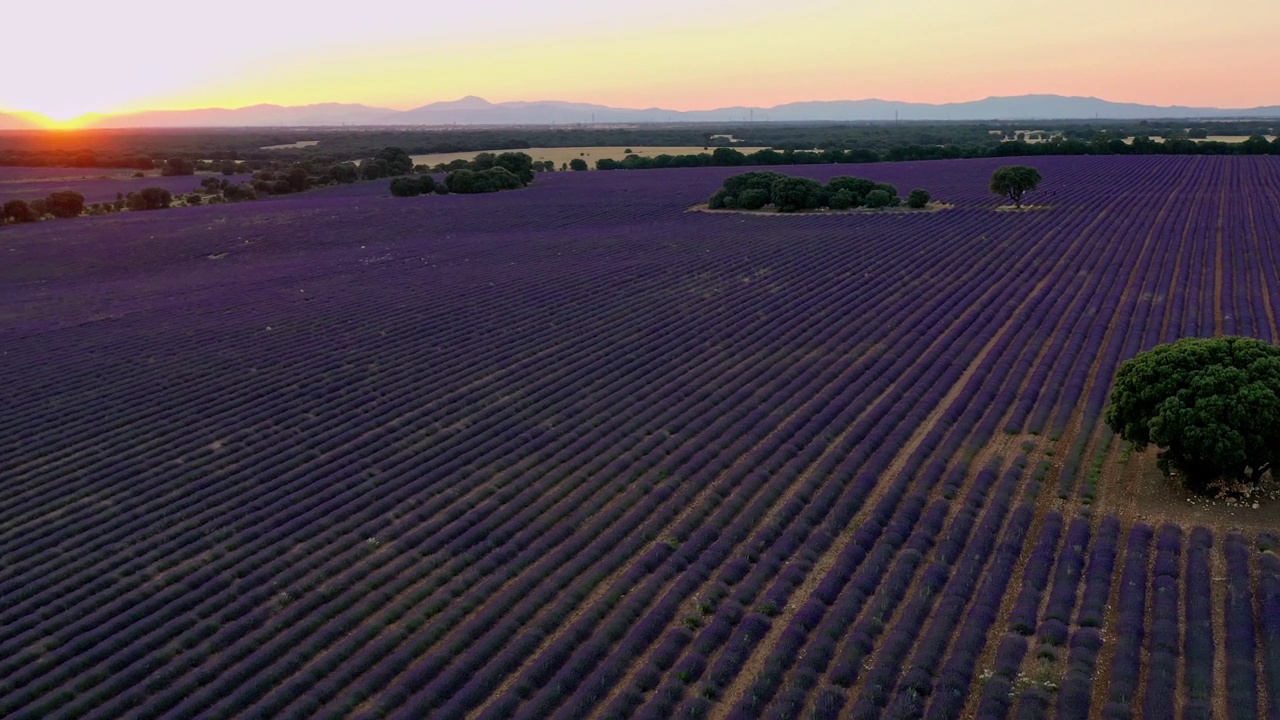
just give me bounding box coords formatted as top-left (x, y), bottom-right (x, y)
top-left (186, 193), bottom-right (203, 206)
top-left (417, 175), bottom-right (437, 194)
top-left (569, 158), bottom-right (588, 171)
top-left (708, 190), bottom-right (730, 209)
top-left (907, 189), bottom-right (931, 208)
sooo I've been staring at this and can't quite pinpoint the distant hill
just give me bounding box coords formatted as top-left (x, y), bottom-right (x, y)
top-left (70, 95), bottom-right (1280, 128)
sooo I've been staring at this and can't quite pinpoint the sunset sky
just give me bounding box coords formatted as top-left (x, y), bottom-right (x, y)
top-left (4, 0), bottom-right (1277, 125)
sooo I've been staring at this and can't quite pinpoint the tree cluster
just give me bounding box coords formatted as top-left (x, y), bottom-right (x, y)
top-left (1105, 336), bottom-right (1280, 494)
top-left (2, 190), bottom-right (84, 223)
top-left (391, 152), bottom-right (536, 198)
top-left (708, 172), bottom-right (931, 214)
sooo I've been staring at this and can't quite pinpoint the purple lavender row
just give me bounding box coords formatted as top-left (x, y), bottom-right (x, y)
top-left (1098, 523), bottom-right (1154, 719)
top-left (685, 488), bottom-right (930, 720)
top-left (867, 462), bottom-right (1024, 720)
top-left (1074, 515), bottom-right (1121, 628)
top-left (1224, 533), bottom-right (1259, 720)
top-left (923, 503), bottom-right (1037, 720)
top-left (971, 511), bottom-right (1064, 717)
top-left (1182, 527), bottom-right (1214, 719)
top-left (1258, 548), bottom-right (1280, 719)
top-left (1036, 516), bottom-right (1092, 647)
top-left (1141, 524), bottom-right (1182, 718)
top-left (1055, 627), bottom-right (1105, 720)
top-left (1007, 512), bottom-right (1065, 635)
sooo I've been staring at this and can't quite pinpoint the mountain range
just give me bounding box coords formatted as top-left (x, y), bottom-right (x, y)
top-left (4, 95), bottom-right (1279, 129)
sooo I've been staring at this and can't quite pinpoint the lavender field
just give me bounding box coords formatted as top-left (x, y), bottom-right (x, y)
top-left (2, 155), bottom-right (1279, 719)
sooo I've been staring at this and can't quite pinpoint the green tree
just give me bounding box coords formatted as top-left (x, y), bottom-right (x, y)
top-left (160, 157), bottom-right (195, 176)
top-left (863, 189), bottom-right (894, 209)
top-left (990, 165), bottom-right (1042, 208)
top-left (569, 158), bottom-right (588, 171)
top-left (375, 147), bottom-right (414, 175)
top-left (906, 189), bottom-right (931, 209)
top-left (45, 191), bottom-right (86, 218)
top-left (389, 177), bottom-right (423, 197)
top-left (826, 176), bottom-right (876, 206)
top-left (1105, 336), bottom-right (1280, 494)
top-left (493, 152), bottom-right (534, 184)
top-left (126, 187), bottom-right (173, 211)
top-left (828, 189), bottom-right (854, 210)
top-left (769, 176), bottom-right (825, 213)
top-left (3, 199), bottom-right (38, 223)
top-left (737, 188), bottom-right (769, 210)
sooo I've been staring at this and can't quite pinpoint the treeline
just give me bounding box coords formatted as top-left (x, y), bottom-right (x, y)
top-left (597, 133), bottom-right (1280, 172)
top-left (1, 181), bottom-right (262, 225)
top-left (707, 171), bottom-right (932, 213)
top-left (2, 122), bottom-right (1275, 171)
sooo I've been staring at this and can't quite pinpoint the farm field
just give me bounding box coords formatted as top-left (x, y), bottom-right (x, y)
top-left (2, 155), bottom-right (1280, 719)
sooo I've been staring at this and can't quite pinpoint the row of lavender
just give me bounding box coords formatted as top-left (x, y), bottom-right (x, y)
top-left (1, 155), bottom-right (1279, 718)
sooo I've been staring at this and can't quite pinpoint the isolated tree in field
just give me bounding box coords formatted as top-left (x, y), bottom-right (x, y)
top-left (569, 158), bottom-right (588, 171)
top-left (990, 165), bottom-right (1042, 208)
top-left (906, 189), bottom-right (931, 209)
top-left (1105, 336), bottom-right (1280, 494)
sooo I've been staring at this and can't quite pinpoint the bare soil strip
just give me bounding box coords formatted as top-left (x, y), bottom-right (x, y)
top-left (1211, 545), bottom-right (1229, 719)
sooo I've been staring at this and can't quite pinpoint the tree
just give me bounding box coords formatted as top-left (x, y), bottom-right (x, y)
top-left (160, 157), bottom-right (195, 176)
top-left (863, 189), bottom-right (894, 209)
top-left (389, 177), bottom-right (423, 197)
top-left (45, 191), bottom-right (86, 218)
top-left (826, 176), bottom-right (876, 206)
top-left (737, 188), bottom-right (769, 210)
top-left (375, 147), bottom-right (414, 176)
top-left (446, 167), bottom-right (524, 194)
top-left (990, 165), bottom-right (1042, 208)
top-left (906, 189), bottom-right (931, 209)
top-left (769, 176), bottom-right (825, 213)
top-left (828, 189), bottom-right (854, 210)
top-left (126, 187), bottom-right (173, 211)
top-left (3, 199), bottom-right (38, 223)
top-left (569, 158), bottom-right (588, 171)
top-left (1105, 336), bottom-right (1280, 494)
top-left (493, 152), bottom-right (535, 184)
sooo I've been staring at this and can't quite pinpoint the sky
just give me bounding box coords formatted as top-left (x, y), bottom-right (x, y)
top-left (3, 0), bottom-right (1277, 126)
